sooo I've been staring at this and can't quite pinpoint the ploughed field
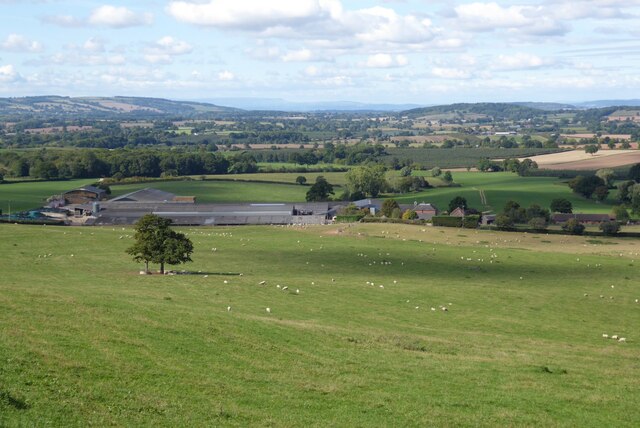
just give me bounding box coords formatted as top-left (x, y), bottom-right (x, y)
top-left (1, 223), bottom-right (639, 426)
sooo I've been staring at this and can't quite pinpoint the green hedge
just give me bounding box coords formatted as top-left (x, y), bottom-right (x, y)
top-left (335, 214), bottom-right (365, 223)
top-left (432, 215), bottom-right (480, 228)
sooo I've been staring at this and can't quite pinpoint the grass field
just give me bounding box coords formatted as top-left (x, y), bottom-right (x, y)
top-left (396, 172), bottom-right (617, 214)
top-left (0, 171), bottom-right (619, 214)
top-left (0, 179), bottom-right (96, 212)
top-left (1, 223), bottom-right (639, 426)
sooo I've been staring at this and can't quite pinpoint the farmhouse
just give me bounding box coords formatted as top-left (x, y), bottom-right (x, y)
top-left (412, 203), bottom-right (439, 220)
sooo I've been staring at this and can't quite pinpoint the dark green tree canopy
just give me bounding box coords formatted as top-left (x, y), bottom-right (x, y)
top-left (448, 196), bottom-right (467, 213)
top-left (568, 175), bottom-right (605, 199)
top-left (381, 199), bottom-right (400, 217)
top-left (550, 198), bottom-right (572, 213)
top-left (127, 214), bottom-right (194, 274)
top-left (306, 176), bottom-right (334, 202)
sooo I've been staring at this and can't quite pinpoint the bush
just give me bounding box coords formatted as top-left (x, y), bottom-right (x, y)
top-left (432, 215), bottom-right (480, 228)
top-left (611, 206), bottom-right (629, 223)
top-left (562, 218), bottom-right (585, 235)
top-left (599, 221), bottom-right (620, 236)
top-left (402, 209), bottom-right (418, 220)
top-left (528, 217), bottom-right (548, 231)
top-left (335, 214), bottom-right (365, 223)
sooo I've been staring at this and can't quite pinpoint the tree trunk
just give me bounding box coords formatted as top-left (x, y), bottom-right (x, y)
top-left (160, 262), bottom-right (165, 274)
top-left (145, 260), bottom-right (149, 274)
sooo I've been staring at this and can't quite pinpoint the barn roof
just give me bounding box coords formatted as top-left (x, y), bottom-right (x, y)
top-left (63, 185), bottom-right (106, 196)
top-left (109, 188), bottom-right (179, 203)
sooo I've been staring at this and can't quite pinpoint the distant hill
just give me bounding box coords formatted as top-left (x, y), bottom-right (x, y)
top-left (401, 102), bottom-right (552, 121)
top-left (574, 99), bottom-right (640, 108)
top-left (0, 96), bottom-right (240, 119)
top-left (198, 97), bottom-right (425, 112)
top-left (512, 102), bottom-right (576, 111)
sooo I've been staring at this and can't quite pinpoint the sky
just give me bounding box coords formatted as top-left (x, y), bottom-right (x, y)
top-left (1, 0), bottom-right (640, 105)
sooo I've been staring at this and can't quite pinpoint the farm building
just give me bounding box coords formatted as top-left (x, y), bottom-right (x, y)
top-left (551, 213), bottom-right (614, 224)
top-left (63, 186), bottom-right (107, 204)
top-left (83, 188), bottom-right (329, 226)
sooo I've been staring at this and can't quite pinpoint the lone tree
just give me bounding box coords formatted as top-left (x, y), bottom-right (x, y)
top-left (550, 198), bottom-right (572, 213)
top-left (295, 176), bottom-right (307, 185)
top-left (585, 144), bottom-right (599, 156)
top-left (127, 214), bottom-right (194, 274)
top-left (306, 176), bottom-right (334, 201)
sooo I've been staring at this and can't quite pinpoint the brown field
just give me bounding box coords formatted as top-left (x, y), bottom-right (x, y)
top-left (522, 149), bottom-right (640, 170)
top-left (97, 101), bottom-right (161, 113)
top-left (561, 133), bottom-right (632, 140)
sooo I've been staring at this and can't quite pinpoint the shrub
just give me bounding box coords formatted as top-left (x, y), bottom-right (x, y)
top-left (402, 209), bottom-right (418, 220)
top-left (562, 218), bottom-right (585, 235)
top-left (599, 221), bottom-right (620, 236)
top-left (528, 217), bottom-right (548, 231)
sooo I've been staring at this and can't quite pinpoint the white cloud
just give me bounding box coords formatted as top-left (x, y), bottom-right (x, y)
top-left (143, 36), bottom-right (193, 64)
top-left (492, 53), bottom-right (553, 71)
top-left (218, 70), bottom-right (235, 81)
top-left (1, 34), bottom-right (43, 53)
top-left (281, 48), bottom-right (313, 62)
top-left (45, 5), bottom-right (152, 28)
top-left (453, 2), bottom-right (569, 36)
top-left (83, 37), bottom-right (105, 53)
top-left (0, 64), bottom-right (21, 82)
top-left (88, 5), bottom-right (153, 28)
top-left (431, 67), bottom-right (472, 80)
top-left (364, 53), bottom-right (408, 68)
top-left (167, 0), bottom-right (327, 29)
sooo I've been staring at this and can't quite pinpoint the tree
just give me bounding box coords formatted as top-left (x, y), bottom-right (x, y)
top-left (345, 165), bottom-right (388, 197)
top-left (306, 176), bottom-right (334, 202)
top-left (562, 218), bottom-right (585, 235)
top-left (402, 209), bottom-right (418, 220)
top-left (448, 196), bottom-right (467, 213)
top-left (442, 170), bottom-right (453, 183)
top-left (525, 204), bottom-right (550, 223)
top-left (629, 163), bottom-right (640, 182)
top-left (611, 206), bottom-right (630, 223)
top-left (594, 185), bottom-right (609, 202)
top-left (502, 200), bottom-right (527, 224)
top-left (568, 175), bottom-right (606, 199)
top-left (599, 221), bottom-right (620, 236)
top-left (495, 214), bottom-right (514, 229)
top-left (596, 168), bottom-right (615, 188)
top-left (431, 167), bottom-right (442, 177)
top-left (381, 199), bottom-right (400, 217)
top-left (550, 198), bottom-right (572, 213)
top-left (528, 217), bottom-right (548, 231)
top-left (127, 214), bottom-right (194, 274)
top-left (585, 144), bottom-right (599, 155)
top-left (617, 180), bottom-right (636, 204)
top-left (0, 172), bottom-right (3, 183)
top-left (295, 176), bottom-right (307, 185)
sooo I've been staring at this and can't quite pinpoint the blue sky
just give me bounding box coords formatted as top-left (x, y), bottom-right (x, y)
top-left (1, 0), bottom-right (640, 104)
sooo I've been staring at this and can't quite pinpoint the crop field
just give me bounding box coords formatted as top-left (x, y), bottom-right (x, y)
top-left (523, 150), bottom-right (640, 170)
top-left (384, 147), bottom-right (564, 169)
top-left (1, 223), bottom-right (639, 426)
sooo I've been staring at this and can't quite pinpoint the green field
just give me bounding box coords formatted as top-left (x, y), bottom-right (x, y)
top-left (397, 172), bottom-right (617, 214)
top-left (0, 179), bottom-right (96, 212)
top-left (0, 171), bottom-right (619, 214)
top-left (1, 223), bottom-right (639, 426)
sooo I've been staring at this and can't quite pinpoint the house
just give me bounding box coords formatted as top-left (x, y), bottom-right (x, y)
top-left (449, 207), bottom-right (470, 217)
top-left (412, 203), bottom-right (439, 220)
top-left (551, 213), bottom-right (613, 224)
top-left (63, 186), bottom-right (107, 204)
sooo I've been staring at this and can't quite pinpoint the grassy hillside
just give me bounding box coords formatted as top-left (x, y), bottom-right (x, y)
top-left (1, 223), bottom-right (639, 426)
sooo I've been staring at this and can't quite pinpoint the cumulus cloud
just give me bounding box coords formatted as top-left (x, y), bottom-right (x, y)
top-left (281, 48), bottom-right (314, 62)
top-left (431, 67), bottom-right (472, 80)
top-left (1, 34), bottom-right (43, 53)
top-left (453, 2), bottom-right (569, 36)
top-left (44, 5), bottom-right (153, 28)
top-left (88, 5), bottom-right (153, 28)
top-left (144, 36), bottom-right (193, 64)
top-left (492, 53), bottom-right (553, 71)
top-left (167, 0), bottom-right (327, 29)
top-left (364, 53), bottom-right (408, 68)
top-left (0, 64), bottom-right (22, 82)
top-left (218, 70), bottom-right (235, 81)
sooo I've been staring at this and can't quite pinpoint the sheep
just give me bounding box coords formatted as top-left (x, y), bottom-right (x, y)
top-left (612, 335), bottom-right (619, 340)
top-left (296, 289), bottom-right (300, 294)
top-left (282, 286), bottom-right (288, 291)
top-left (266, 307), bottom-right (271, 314)
top-left (203, 275), bottom-right (209, 278)
top-left (223, 280), bottom-right (228, 284)
top-left (618, 337), bottom-right (626, 343)
top-left (602, 334), bottom-right (608, 338)
top-left (227, 306), bottom-right (231, 312)
top-left (258, 281), bottom-right (266, 285)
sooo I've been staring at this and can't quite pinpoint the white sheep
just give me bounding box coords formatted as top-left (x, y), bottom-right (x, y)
top-left (618, 337), bottom-right (626, 342)
top-left (612, 335), bottom-right (619, 340)
top-left (602, 334), bottom-right (608, 338)
top-left (266, 307), bottom-right (271, 314)
top-left (227, 306), bottom-right (231, 312)
top-left (259, 281), bottom-right (266, 285)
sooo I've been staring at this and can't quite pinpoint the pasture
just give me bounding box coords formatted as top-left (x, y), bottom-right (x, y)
top-left (1, 223), bottom-right (639, 426)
